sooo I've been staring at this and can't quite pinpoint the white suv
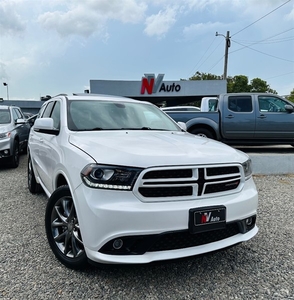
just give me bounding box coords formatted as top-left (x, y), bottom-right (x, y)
top-left (28, 94), bottom-right (258, 269)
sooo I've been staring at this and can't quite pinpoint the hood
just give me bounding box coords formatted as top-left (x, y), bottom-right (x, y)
top-left (0, 124), bottom-right (12, 133)
top-left (69, 131), bottom-right (248, 168)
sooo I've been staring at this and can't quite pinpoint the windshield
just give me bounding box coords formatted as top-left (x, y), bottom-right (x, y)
top-left (0, 109), bottom-right (11, 124)
top-left (67, 100), bottom-right (181, 131)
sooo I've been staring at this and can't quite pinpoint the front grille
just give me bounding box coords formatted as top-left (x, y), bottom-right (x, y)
top-left (134, 164), bottom-right (243, 202)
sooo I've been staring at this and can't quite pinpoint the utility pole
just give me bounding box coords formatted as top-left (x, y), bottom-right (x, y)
top-left (216, 31), bottom-right (230, 80)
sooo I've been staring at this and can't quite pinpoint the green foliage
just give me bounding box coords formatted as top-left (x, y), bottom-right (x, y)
top-left (250, 78), bottom-right (277, 94)
top-left (227, 75), bottom-right (250, 93)
top-left (189, 71), bottom-right (222, 80)
top-left (189, 71), bottom-right (278, 94)
top-left (286, 88), bottom-right (294, 102)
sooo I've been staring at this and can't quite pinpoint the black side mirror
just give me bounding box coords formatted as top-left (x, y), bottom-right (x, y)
top-left (285, 104), bottom-right (294, 112)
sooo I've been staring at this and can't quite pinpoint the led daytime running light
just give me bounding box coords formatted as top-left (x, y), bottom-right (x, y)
top-left (83, 177), bottom-right (131, 190)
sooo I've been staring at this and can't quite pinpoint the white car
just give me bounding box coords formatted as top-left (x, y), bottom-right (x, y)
top-left (28, 94), bottom-right (258, 269)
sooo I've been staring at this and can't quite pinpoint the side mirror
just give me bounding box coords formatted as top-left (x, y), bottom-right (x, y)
top-left (34, 118), bottom-right (59, 135)
top-left (285, 104), bottom-right (294, 112)
top-left (178, 122), bottom-right (187, 131)
top-left (15, 118), bottom-right (26, 125)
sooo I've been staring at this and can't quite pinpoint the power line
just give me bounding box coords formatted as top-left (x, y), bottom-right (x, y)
top-left (231, 0), bottom-right (292, 37)
top-left (188, 37), bottom-right (222, 77)
top-left (265, 71), bottom-right (294, 80)
top-left (232, 40), bottom-right (294, 63)
top-left (233, 27), bottom-right (294, 45)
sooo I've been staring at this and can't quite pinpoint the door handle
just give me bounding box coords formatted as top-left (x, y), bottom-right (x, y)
top-left (39, 138), bottom-right (44, 143)
top-left (225, 115), bottom-right (234, 119)
top-left (257, 115), bottom-right (266, 119)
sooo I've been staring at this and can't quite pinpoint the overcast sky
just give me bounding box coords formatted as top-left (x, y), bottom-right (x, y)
top-left (0, 0), bottom-right (293, 100)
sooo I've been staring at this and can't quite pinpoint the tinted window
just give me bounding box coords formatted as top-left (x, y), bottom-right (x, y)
top-left (228, 96), bottom-right (252, 112)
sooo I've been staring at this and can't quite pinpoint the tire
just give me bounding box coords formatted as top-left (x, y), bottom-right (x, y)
top-left (45, 186), bottom-right (88, 269)
top-left (10, 140), bottom-right (19, 168)
top-left (28, 154), bottom-right (43, 194)
top-left (190, 128), bottom-right (214, 139)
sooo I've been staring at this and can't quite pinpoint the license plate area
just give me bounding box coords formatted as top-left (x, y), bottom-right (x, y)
top-left (189, 206), bottom-right (226, 234)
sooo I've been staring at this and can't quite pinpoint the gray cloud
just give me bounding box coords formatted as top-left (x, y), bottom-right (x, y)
top-left (0, 1), bottom-right (26, 35)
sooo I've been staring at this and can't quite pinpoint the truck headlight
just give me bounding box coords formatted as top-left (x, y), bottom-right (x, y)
top-left (81, 164), bottom-right (143, 190)
top-left (242, 159), bottom-right (252, 180)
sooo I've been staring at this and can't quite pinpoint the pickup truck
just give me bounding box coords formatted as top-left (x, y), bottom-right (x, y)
top-left (165, 93), bottom-right (294, 146)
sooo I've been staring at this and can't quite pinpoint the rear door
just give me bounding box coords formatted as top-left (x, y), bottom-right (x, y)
top-left (221, 95), bottom-right (255, 139)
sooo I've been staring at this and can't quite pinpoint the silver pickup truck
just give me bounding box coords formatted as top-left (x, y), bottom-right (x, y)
top-left (165, 93), bottom-right (294, 146)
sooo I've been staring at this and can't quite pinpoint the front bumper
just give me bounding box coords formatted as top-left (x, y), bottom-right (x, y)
top-left (73, 177), bottom-right (258, 264)
top-left (0, 139), bottom-right (11, 158)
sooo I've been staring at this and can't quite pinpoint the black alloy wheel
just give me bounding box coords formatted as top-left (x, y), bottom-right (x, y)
top-left (45, 185), bottom-right (88, 269)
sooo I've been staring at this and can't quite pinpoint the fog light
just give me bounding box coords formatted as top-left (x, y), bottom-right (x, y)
top-left (113, 239), bottom-right (123, 250)
top-left (245, 217), bottom-right (253, 226)
top-left (4, 150), bottom-right (9, 154)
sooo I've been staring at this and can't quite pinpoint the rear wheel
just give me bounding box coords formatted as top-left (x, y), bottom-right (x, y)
top-left (45, 186), bottom-right (88, 269)
top-left (191, 128), bottom-right (214, 139)
top-left (28, 154), bottom-right (43, 193)
top-left (10, 140), bottom-right (19, 168)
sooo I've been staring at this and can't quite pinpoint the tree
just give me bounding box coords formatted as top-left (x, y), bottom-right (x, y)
top-left (189, 71), bottom-right (222, 80)
top-left (287, 88), bottom-right (294, 102)
top-left (189, 71), bottom-right (277, 93)
top-left (227, 75), bottom-right (250, 93)
top-left (250, 78), bottom-right (277, 94)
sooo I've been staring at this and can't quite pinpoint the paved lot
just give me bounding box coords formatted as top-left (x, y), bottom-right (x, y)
top-left (0, 154), bottom-right (294, 299)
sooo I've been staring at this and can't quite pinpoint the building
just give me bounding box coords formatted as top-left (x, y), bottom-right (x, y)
top-left (90, 74), bottom-right (227, 107)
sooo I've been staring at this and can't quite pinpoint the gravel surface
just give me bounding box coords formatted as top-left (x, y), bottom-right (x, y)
top-left (0, 155), bottom-right (294, 299)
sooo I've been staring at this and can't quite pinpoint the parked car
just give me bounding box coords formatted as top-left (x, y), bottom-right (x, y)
top-left (27, 94), bottom-right (258, 269)
top-left (0, 105), bottom-right (30, 167)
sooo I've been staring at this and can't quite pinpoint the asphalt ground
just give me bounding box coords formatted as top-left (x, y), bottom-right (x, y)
top-left (0, 154), bottom-right (294, 299)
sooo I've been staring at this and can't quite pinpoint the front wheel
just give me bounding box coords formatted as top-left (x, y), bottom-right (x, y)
top-left (190, 128), bottom-right (214, 139)
top-left (28, 154), bottom-right (43, 194)
top-left (45, 186), bottom-right (88, 269)
top-left (10, 140), bottom-right (19, 168)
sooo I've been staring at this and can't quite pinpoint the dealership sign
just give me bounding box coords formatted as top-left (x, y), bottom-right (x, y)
top-left (140, 74), bottom-right (181, 95)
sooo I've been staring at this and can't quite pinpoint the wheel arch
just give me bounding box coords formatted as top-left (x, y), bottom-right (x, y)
top-left (187, 123), bottom-right (218, 140)
top-left (9, 133), bottom-right (19, 152)
top-left (55, 173), bottom-right (69, 189)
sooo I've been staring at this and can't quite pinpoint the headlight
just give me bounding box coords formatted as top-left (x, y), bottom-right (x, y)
top-left (0, 132), bottom-right (11, 139)
top-left (242, 159), bottom-right (252, 180)
top-left (81, 164), bottom-right (143, 190)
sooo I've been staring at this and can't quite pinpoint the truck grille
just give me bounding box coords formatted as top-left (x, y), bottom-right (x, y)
top-left (134, 164), bottom-right (243, 202)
